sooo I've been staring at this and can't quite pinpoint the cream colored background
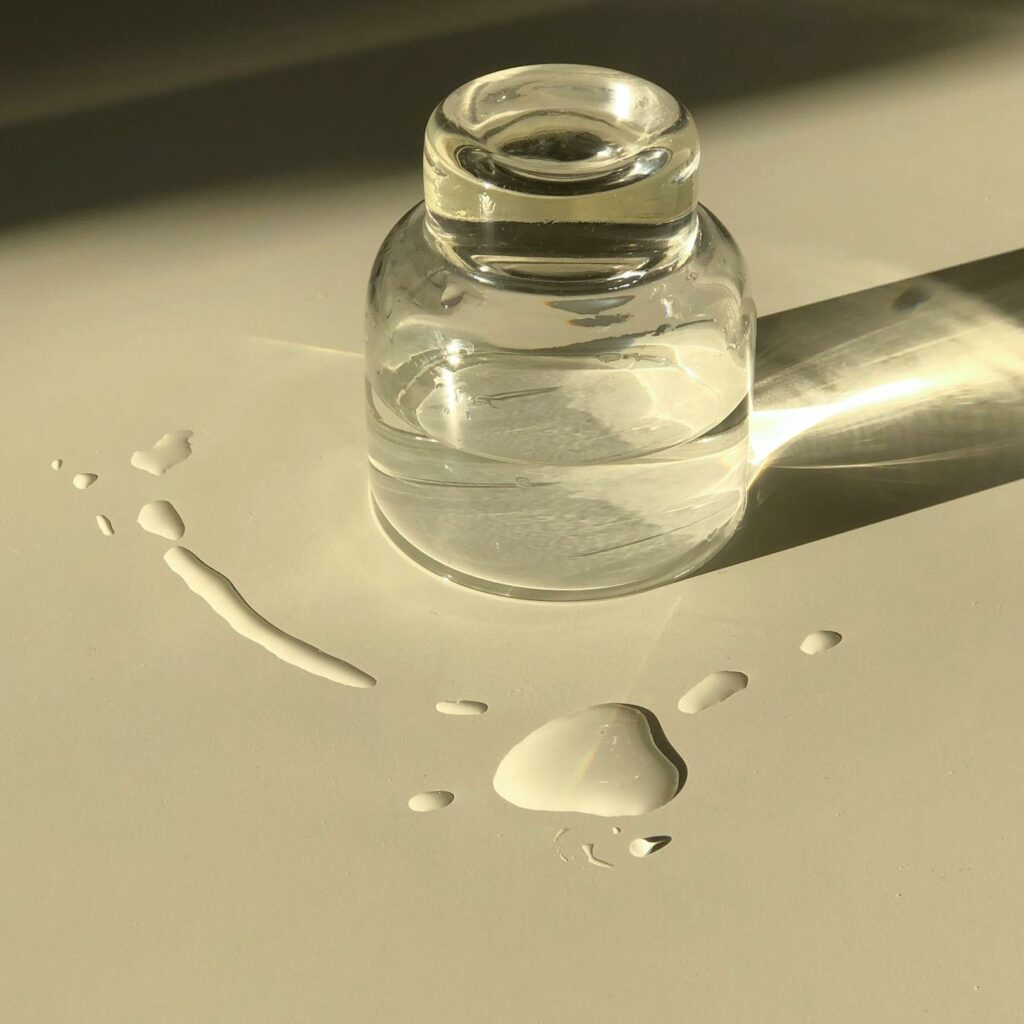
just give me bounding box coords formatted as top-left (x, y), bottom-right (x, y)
top-left (1, 2), bottom-right (1022, 1020)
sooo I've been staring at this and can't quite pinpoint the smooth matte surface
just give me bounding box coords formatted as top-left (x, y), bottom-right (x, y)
top-left (1, 330), bottom-right (1021, 1021)
top-left (2, 8), bottom-right (1023, 1020)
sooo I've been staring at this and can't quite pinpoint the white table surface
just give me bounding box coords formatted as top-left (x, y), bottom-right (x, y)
top-left (2, 6), bottom-right (1023, 1020)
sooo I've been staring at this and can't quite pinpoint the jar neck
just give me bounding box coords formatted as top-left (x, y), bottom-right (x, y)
top-left (423, 208), bottom-right (699, 290)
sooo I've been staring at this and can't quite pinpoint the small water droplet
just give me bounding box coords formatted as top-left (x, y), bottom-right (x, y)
top-left (629, 835), bottom-right (672, 858)
top-left (800, 630), bottom-right (843, 655)
top-left (51, 459), bottom-right (62, 470)
top-left (553, 827), bottom-right (568, 843)
top-left (137, 500), bottom-right (185, 540)
top-left (130, 430), bottom-right (193, 476)
top-left (72, 473), bottom-right (98, 490)
top-left (611, 826), bottom-right (621, 835)
top-left (558, 852), bottom-right (569, 863)
top-left (492, 703), bottom-right (684, 817)
top-left (95, 514), bottom-right (114, 537)
top-left (678, 671), bottom-right (748, 714)
top-left (596, 352), bottom-right (621, 363)
top-left (581, 843), bottom-right (614, 868)
top-left (435, 700), bottom-right (488, 716)
top-left (408, 790), bottom-right (454, 812)
top-left (514, 477), bottom-right (531, 489)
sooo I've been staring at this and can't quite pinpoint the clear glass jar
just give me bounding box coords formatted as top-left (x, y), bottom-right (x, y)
top-left (365, 64), bottom-right (755, 600)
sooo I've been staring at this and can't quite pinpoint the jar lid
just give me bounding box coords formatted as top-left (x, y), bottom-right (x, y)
top-left (424, 64), bottom-right (700, 230)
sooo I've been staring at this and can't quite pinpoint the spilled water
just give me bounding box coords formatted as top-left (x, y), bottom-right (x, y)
top-left (581, 843), bottom-right (614, 868)
top-left (629, 835), bottom-right (672, 858)
top-left (677, 671), bottom-right (748, 714)
top-left (138, 500), bottom-right (185, 540)
top-left (435, 700), bottom-right (488, 716)
top-left (408, 791), bottom-right (454, 812)
top-left (164, 545), bottom-right (375, 689)
top-left (492, 703), bottom-right (683, 817)
top-left (131, 430), bottom-right (193, 475)
top-left (801, 630), bottom-right (843, 654)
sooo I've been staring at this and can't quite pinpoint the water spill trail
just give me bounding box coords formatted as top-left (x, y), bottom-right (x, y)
top-left (131, 430), bottom-right (193, 475)
top-left (163, 545), bottom-right (375, 689)
top-left (95, 515), bottom-right (114, 537)
top-left (677, 671), bottom-right (748, 714)
top-left (138, 500), bottom-right (185, 540)
top-left (72, 473), bottom-right (97, 489)
top-left (493, 703), bottom-right (683, 817)
top-left (581, 843), bottom-right (614, 868)
top-left (801, 630), bottom-right (843, 654)
top-left (629, 836), bottom-right (672, 858)
top-left (408, 791), bottom-right (454, 812)
top-left (435, 700), bottom-right (488, 716)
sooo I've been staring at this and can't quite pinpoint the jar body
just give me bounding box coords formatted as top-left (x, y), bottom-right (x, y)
top-left (365, 202), bottom-right (755, 600)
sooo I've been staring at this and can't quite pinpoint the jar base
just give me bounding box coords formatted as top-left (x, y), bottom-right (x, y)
top-left (372, 495), bottom-right (744, 603)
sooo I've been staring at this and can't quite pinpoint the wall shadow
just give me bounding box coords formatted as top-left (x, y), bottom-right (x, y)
top-left (699, 247), bottom-right (1024, 575)
top-left (0, 0), bottom-right (999, 229)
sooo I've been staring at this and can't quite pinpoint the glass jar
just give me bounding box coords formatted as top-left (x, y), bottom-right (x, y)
top-left (365, 64), bottom-right (755, 600)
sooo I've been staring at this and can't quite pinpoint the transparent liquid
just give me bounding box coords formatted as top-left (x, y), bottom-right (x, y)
top-left (368, 319), bottom-right (749, 598)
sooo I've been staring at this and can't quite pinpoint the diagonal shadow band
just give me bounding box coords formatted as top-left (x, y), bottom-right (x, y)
top-left (0, 0), bottom-right (997, 230)
top-left (700, 247), bottom-right (1024, 574)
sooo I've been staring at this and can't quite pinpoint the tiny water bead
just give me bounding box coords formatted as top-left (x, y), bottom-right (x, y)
top-left (408, 791), bottom-right (454, 813)
top-left (629, 836), bottom-right (672, 858)
top-left (130, 430), bottom-right (193, 476)
top-left (137, 500), bottom-right (186, 541)
top-left (800, 630), bottom-right (843, 655)
top-left (492, 703), bottom-right (683, 817)
top-left (72, 473), bottom-right (98, 489)
top-left (50, 459), bottom-right (62, 470)
top-left (95, 515), bottom-right (114, 537)
top-left (435, 700), bottom-right (488, 716)
top-left (677, 671), bottom-right (748, 714)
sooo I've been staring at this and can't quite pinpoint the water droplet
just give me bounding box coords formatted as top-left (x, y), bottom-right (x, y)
top-left (440, 283), bottom-right (464, 308)
top-left (163, 545), bottom-right (375, 689)
top-left (72, 473), bottom-right (97, 490)
top-left (137, 500), bottom-right (185, 540)
top-left (611, 826), bottom-right (621, 835)
top-left (408, 790), bottom-right (454, 812)
top-left (95, 514), bottom-right (114, 537)
top-left (581, 843), bottom-right (614, 868)
top-left (130, 430), bottom-right (193, 476)
top-left (492, 703), bottom-right (684, 817)
top-left (629, 835), bottom-right (672, 858)
top-left (800, 630), bottom-right (843, 655)
top-left (596, 352), bottom-right (621, 363)
top-left (553, 827), bottom-right (568, 842)
top-left (678, 671), bottom-right (748, 714)
top-left (51, 459), bottom-right (62, 470)
top-left (514, 477), bottom-right (531, 489)
top-left (435, 700), bottom-right (488, 716)
top-left (557, 852), bottom-right (569, 863)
